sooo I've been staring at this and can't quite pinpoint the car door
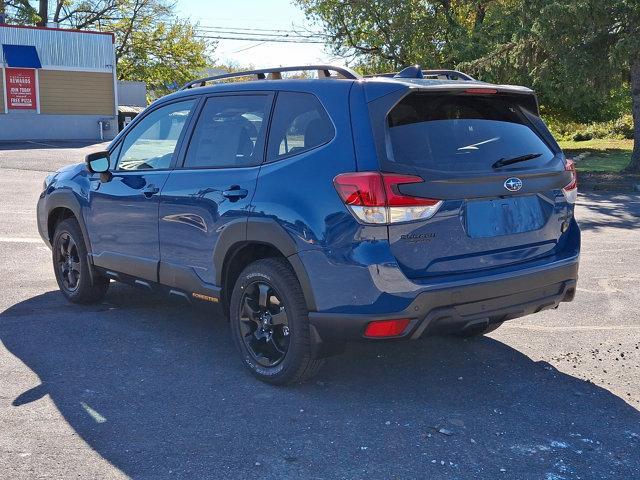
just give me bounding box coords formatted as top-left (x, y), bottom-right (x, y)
top-left (85, 98), bottom-right (197, 281)
top-left (158, 92), bottom-right (273, 295)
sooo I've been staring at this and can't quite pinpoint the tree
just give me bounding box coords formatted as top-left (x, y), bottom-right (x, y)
top-left (295, 0), bottom-right (519, 72)
top-left (297, 0), bottom-right (640, 173)
top-left (4, 0), bottom-right (120, 27)
top-left (36, 0), bottom-right (45, 26)
top-left (101, 0), bottom-right (211, 97)
top-left (113, 16), bottom-right (211, 97)
top-left (296, 0), bottom-right (442, 72)
top-left (3, 0), bottom-right (213, 99)
top-left (517, 1), bottom-right (640, 172)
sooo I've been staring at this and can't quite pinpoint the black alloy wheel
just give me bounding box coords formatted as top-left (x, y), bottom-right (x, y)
top-left (238, 281), bottom-right (290, 367)
top-left (56, 232), bottom-right (81, 293)
top-left (52, 218), bottom-right (109, 304)
top-left (229, 257), bottom-right (325, 384)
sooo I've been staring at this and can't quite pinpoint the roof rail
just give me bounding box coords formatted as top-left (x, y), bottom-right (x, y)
top-left (420, 69), bottom-right (475, 81)
top-left (181, 65), bottom-right (361, 90)
top-left (366, 69), bottom-right (476, 81)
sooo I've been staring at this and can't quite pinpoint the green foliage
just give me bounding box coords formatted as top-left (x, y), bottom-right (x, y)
top-left (112, 15), bottom-right (211, 98)
top-left (296, 0), bottom-right (522, 72)
top-left (517, 1), bottom-right (637, 122)
top-left (558, 138), bottom-right (633, 152)
top-left (298, 0), bottom-right (640, 172)
top-left (105, 0), bottom-right (214, 98)
top-left (546, 114), bottom-right (634, 142)
top-left (297, 0), bottom-right (638, 123)
top-left (297, 0), bottom-right (441, 72)
top-left (455, 0), bottom-right (638, 123)
top-left (574, 151), bottom-right (631, 173)
top-left (556, 139), bottom-right (632, 173)
top-left (3, 0), bottom-right (38, 24)
top-left (575, 154), bottom-right (630, 173)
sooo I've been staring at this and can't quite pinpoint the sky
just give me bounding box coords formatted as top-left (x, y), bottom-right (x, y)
top-left (175, 0), bottom-right (346, 68)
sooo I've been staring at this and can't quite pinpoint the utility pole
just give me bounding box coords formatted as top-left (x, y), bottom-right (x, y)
top-left (37, 0), bottom-right (48, 27)
top-left (0, 0), bottom-right (6, 25)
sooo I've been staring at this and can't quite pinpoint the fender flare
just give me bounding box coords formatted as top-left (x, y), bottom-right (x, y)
top-left (45, 190), bottom-right (93, 255)
top-left (213, 217), bottom-right (317, 311)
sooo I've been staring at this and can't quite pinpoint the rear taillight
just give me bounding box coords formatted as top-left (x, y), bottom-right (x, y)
top-left (333, 172), bottom-right (442, 224)
top-left (562, 159), bottom-right (578, 204)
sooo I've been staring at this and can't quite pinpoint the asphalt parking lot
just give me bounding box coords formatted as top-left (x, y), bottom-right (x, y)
top-left (1, 142), bottom-right (639, 479)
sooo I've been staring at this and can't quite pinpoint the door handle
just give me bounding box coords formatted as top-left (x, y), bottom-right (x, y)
top-left (142, 184), bottom-right (160, 198)
top-left (222, 186), bottom-right (248, 201)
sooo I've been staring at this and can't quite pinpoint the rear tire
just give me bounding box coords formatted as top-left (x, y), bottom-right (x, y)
top-left (229, 257), bottom-right (324, 385)
top-left (52, 218), bottom-right (109, 304)
top-left (454, 321), bottom-right (503, 338)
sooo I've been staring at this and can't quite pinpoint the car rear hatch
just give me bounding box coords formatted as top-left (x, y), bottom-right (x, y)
top-left (366, 84), bottom-right (576, 280)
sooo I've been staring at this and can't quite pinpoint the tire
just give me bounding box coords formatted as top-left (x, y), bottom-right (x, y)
top-left (52, 218), bottom-right (109, 304)
top-left (229, 257), bottom-right (324, 385)
top-left (454, 321), bottom-right (503, 338)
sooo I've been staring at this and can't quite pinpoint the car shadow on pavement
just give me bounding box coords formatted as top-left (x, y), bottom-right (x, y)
top-left (1, 285), bottom-right (639, 479)
top-left (577, 192), bottom-right (640, 231)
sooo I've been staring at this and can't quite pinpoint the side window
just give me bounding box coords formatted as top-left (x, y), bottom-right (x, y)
top-left (183, 94), bottom-right (271, 168)
top-left (117, 100), bottom-right (195, 171)
top-left (267, 92), bottom-right (334, 162)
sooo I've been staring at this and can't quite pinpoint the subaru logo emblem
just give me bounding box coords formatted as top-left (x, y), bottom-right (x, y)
top-left (504, 177), bottom-right (523, 192)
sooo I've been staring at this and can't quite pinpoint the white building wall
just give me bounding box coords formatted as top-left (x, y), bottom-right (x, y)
top-left (0, 25), bottom-right (114, 71)
top-left (0, 114), bottom-right (117, 141)
top-left (0, 25), bottom-right (117, 141)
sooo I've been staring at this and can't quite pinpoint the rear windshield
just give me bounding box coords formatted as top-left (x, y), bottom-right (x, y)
top-left (386, 93), bottom-right (555, 173)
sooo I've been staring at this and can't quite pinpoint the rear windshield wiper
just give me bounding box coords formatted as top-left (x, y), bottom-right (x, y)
top-left (492, 153), bottom-right (542, 169)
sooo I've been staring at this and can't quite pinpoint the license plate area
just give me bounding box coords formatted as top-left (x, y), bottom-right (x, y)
top-left (465, 195), bottom-right (547, 238)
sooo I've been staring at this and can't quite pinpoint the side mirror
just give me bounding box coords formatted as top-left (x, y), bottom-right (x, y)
top-left (85, 151), bottom-right (110, 173)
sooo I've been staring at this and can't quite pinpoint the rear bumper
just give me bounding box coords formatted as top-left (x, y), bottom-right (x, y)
top-left (308, 256), bottom-right (578, 342)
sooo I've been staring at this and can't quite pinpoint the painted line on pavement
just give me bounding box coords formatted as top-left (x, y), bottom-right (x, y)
top-left (25, 140), bottom-right (60, 148)
top-left (80, 402), bottom-right (107, 423)
top-left (0, 237), bottom-right (42, 243)
top-left (503, 324), bottom-right (640, 332)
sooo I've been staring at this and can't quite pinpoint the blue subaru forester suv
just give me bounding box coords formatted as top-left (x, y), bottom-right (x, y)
top-left (37, 65), bottom-right (580, 384)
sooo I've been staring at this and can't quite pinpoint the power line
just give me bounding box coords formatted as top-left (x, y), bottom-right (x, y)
top-left (41, 18), bottom-right (331, 44)
top-left (230, 41), bottom-right (268, 53)
top-left (193, 24), bottom-right (329, 44)
top-left (196, 25), bottom-right (326, 36)
top-left (194, 28), bottom-right (326, 39)
top-left (194, 34), bottom-right (326, 44)
top-left (55, 17), bottom-right (327, 37)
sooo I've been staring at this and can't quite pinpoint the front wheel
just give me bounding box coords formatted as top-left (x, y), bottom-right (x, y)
top-left (229, 258), bottom-right (324, 385)
top-left (52, 218), bottom-right (109, 304)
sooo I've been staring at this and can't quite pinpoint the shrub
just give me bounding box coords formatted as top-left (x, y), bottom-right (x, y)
top-left (545, 114), bottom-right (634, 142)
top-left (572, 131), bottom-right (592, 141)
top-left (611, 114), bottom-right (634, 139)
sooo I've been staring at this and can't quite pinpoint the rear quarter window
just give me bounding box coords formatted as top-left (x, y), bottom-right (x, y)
top-left (267, 92), bottom-right (334, 161)
top-left (386, 93), bottom-right (555, 173)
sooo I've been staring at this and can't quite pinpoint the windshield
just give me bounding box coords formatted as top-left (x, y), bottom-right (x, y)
top-left (387, 93), bottom-right (555, 173)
